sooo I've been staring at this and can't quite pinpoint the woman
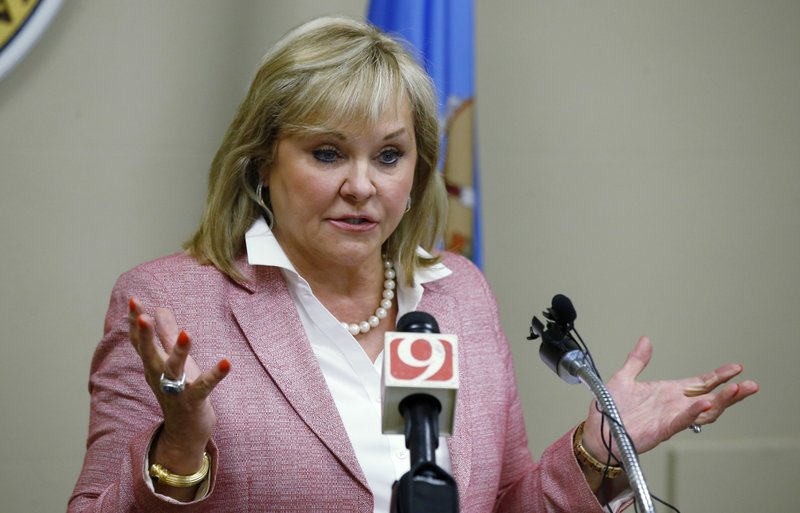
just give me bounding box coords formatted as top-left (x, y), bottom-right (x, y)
top-left (69, 16), bottom-right (757, 513)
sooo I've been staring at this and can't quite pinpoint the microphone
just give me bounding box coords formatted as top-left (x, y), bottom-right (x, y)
top-left (397, 311), bottom-right (440, 333)
top-left (528, 294), bottom-right (585, 384)
top-left (551, 293), bottom-right (576, 326)
top-left (526, 294), bottom-right (658, 513)
top-left (382, 312), bottom-right (458, 438)
top-left (383, 311), bottom-right (460, 513)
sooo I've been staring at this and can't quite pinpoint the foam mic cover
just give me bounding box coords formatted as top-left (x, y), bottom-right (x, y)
top-left (382, 312), bottom-right (459, 436)
top-left (551, 294), bottom-right (577, 325)
top-left (396, 311), bottom-right (440, 334)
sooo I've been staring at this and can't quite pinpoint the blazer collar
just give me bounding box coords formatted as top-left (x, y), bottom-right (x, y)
top-left (228, 268), bottom-right (370, 492)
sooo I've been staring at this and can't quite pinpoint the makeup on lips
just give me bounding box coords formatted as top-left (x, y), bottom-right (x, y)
top-left (329, 214), bottom-right (378, 232)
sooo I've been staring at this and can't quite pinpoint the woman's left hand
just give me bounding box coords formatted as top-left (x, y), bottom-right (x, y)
top-left (580, 336), bottom-right (759, 461)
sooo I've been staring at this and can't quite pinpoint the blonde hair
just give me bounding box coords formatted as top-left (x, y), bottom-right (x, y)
top-left (184, 16), bottom-right (446, 285)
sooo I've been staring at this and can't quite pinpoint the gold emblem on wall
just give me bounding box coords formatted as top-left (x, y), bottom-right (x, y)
top-left (0, 0), bottom-right (40, 48)
top-left (0, 0), bottom-right (63, 82)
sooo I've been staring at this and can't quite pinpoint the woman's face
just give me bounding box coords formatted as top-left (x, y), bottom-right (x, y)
top-left (266, 99), bottom-right (416, 271)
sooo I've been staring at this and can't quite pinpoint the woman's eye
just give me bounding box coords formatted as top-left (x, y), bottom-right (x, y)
top-left (312, 148), bottom-right (341, 163)
top-left (378, 148), bottom-right (404, 165)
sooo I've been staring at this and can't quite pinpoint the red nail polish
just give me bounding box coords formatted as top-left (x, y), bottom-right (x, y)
top-left (137, 315), bottom-right (147, 329)
top-left (129, 298), bottom-right (136, 313)
top-left (177, 330), bottom-right (190, 347)
top-left (218, 359), bottom-right (231, 373)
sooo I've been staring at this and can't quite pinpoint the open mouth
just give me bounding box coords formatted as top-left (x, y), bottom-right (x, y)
top-left (331, 215), bottom-right (377, 231)
top-left (342, 218), bottom-right (369, 225)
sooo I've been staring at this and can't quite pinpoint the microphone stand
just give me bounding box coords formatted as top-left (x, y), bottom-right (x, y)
top-left (532, 318), bottom-right (655, 513)
top-left (390, 394), bottom-right (459, 513)
top-left (561, 351), bottom-right (656, 513)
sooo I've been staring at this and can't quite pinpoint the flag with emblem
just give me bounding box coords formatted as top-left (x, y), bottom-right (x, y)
top-left (368, 0), bottom-right (482, 268)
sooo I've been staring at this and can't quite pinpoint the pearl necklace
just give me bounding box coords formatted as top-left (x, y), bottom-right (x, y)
top-left (340, 258), bottom-right (396, 336)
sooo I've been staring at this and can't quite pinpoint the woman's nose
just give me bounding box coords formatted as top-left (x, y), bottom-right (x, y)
top-left (339, 159), bottom-right (376, 201)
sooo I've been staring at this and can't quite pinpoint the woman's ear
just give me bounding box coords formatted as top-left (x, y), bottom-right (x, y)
top-left (258, 161), bottom-right (271, 188)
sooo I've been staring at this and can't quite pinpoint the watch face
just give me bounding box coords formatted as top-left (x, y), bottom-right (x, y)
top-left (0, 0), bottom-right (64, 82)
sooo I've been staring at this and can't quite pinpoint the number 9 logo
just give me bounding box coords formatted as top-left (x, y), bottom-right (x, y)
top-left (389, 336), bottom-right (454, 381)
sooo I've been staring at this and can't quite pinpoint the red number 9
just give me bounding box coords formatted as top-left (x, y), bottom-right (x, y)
top-left (390, 337), bottom-right (453, 381)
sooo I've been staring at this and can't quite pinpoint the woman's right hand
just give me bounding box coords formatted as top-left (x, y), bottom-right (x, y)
top-left (128, 297), bottom-right (231, 498)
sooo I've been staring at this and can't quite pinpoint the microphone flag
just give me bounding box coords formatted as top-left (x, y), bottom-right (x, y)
top-left (382, 331), bottom-right (459, 436)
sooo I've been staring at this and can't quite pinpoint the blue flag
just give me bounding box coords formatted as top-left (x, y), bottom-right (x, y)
top-left (368, 0), bottom-right (482, 268)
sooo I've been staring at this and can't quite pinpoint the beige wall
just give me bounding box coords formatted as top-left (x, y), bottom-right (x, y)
top-left (477, 1), bottom-right (800, 510)
top-left (0, 1), bottom-right (796, 511)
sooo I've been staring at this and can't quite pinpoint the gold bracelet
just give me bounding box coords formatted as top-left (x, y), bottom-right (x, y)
top-left (573, 422), bottom-right (624, 479)
top-left (149, 452), bottom-right (210, 487)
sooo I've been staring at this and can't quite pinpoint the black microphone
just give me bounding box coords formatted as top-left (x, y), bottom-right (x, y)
top-left (551, 294), bottom-right (577, 326)
top-left (382, 312), bottom-right (458, 438)
top-left (397, 311), bottom-right (440, 334)
top-left (385, 312), bottom-right (460, 513)
top-left (529, 294), bottom-right (585, 384)
top-left (395, 312), bottom-right (443, 466)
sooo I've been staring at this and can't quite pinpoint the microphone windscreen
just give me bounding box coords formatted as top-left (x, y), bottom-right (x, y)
top-left (551, 294), bottom-right (577, 324)
top-left (396, 311), bottom-right (440, 334)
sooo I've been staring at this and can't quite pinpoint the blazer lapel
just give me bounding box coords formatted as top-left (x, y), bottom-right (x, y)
top-left (417, 287), bottom-right (473, 497)
top-left (229, 266), bottom-right (369, 492)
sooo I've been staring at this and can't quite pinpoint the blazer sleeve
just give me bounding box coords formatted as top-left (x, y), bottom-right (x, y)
top-left (68, 266), bottom-right (218, 513)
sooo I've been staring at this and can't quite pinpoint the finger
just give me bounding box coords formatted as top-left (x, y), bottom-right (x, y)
top-left (670, 398), bottom-right (712, 433)
top-left (134, 314), bottom-right (167, 369)
top-left (684, 363), bottom-right (744, 397)
top-left (618, 336), bottom-right (653, 380)
top-left (186, 359), bottom-right (232, 401)
top-left (127, 297), bottom-right (143, 353)
top-left (721, 380), bottom-right (760, 412)
top-left (736, 379), bottom-right (760, 399)
top-left (694, 379), bottom-right (759, 429)
top-left (128, 298), bottom-right (169, 362)
top-left (697, 382), bottom-right (741, 424)
top-left (128, 297), bottom-right (140, 318)
top-left (715, 379), bottom-right (760, 410)
top-left (162, 330), bottom-right (191, 381)
top-left (154, 308), bottom-right (180, 352)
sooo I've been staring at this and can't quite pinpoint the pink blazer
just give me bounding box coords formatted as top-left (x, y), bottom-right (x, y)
top-left (68, 252), bottom-right (610, 512)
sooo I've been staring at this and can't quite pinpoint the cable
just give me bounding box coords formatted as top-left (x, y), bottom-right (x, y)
top-left (652, 493), bottom-right (681, 513)
top-left (570, 325), bottom-right (682, 513)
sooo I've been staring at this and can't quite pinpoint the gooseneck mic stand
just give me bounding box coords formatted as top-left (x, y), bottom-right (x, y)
top-left (529, 296), bottom-right (656, 513)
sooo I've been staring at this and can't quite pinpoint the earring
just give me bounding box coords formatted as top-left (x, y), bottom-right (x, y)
top-left (255, 182), bottom-right (266, 209)
top-left (254, 182), bottom-right (274, 229)
top-left (405, 197), bottom-right (412, 213)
